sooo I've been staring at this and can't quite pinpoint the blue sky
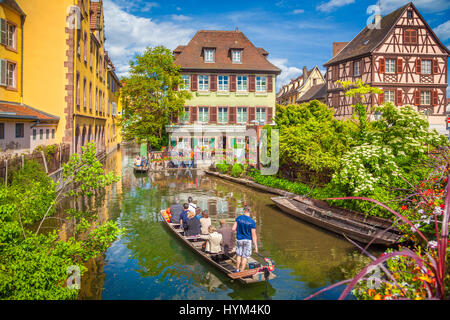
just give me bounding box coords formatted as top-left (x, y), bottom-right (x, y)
top-left (103, 0), bottom-right (450, 90)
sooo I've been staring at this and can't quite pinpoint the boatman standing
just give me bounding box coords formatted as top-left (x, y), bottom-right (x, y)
top-left (232, 206), bottom-right (258, 273)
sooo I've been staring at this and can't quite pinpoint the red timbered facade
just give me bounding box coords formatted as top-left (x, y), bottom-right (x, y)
top-left (324, 2), bottom-right (449, 134)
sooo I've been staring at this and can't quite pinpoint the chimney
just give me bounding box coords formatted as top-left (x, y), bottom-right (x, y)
top-left (333, 42), bottom-right (349, 57)
top-left (374, 14), bottom-right (382, 28)
top-left (303, 66), bottom-right (308, 84)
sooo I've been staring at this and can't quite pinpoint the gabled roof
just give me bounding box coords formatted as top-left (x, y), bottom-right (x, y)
top-left (297, 83), bottom-right (327, 103)
top-left (324, 3), bottom-right (409, 66)
top-left (277, 66), bottom-right (325, 99)
top-left (0, 102), bottom-right (59, 122)
top-left (174, 30), bottom-right (281, 74)
top-left (0, 0), bottom-right (26, 16)
top-left (325, 2), bottom-right (450, 66)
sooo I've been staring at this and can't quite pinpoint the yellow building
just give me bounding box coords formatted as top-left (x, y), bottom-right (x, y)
top-left (105, 54), bottom-right (122, 153)
top-left (16, 0), bottom-right (119, 155)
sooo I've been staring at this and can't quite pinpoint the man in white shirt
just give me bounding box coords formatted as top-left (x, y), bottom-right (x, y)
top-left (188, 196), bottom-right (197, 215)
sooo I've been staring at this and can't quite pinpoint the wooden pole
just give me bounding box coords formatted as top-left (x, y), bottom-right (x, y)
top-left (21, 155), bottom-right (24, 168)
top-left (41, 151), bottom-right (48, 173)
top-left (5, 159), bottom-right (8, 186)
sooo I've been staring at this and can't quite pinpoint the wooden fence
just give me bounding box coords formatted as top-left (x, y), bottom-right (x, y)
top-left (0, 144), bottom-right (71, 185)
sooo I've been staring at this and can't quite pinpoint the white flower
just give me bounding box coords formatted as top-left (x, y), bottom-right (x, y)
top-left (428, 241), bottom-right (438, 249)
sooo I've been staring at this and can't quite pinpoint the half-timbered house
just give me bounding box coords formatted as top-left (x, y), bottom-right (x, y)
top-left (324, 2), bottom-right (449, 134)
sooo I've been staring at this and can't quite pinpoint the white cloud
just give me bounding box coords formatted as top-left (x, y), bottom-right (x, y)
top-left (141, 2), bottom-right (159, 12)
top-left (269, 58), bottom-right (303, 91)
top-left (434, 20), bottom-right (450, 41)
top-left (170, 14), bottom-right (192, 22)
top-left (317, 0), bottom-right (355, 13)
top-left (103, 0), bottom-right (195, 78)
top-left (293, 9), bottom-right (305, 14)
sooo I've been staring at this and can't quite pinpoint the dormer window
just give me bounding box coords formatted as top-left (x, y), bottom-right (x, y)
top-left (232, 50), bottom-right (242, 63)
top-left (204, 48), bottom-right (215, 63)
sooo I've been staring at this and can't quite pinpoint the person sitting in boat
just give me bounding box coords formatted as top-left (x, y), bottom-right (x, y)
top-left (179, 203), bottom-right (190, 230)
top-left (170, 198), bottom-right (184, 224)
top-left (200, 210), bottom-right (212, 235)
top-left (218, 219), bottom-right (236, 257)
top-left (195, 207), bottom-right (203, 220)
top-left (184, 211), bottom-right (202, 237)
top-left (187, 197), bottom-right (197, 215)
top-left (134, 156), bottom-right (141, 167)
top-left (199, 225), bottom-right (223, 254)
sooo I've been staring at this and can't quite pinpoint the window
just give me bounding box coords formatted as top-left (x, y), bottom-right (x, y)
top-left (218, 76), bottom-right (229, 91)
top-left (52, 129), bottom-right (55, 139)
top-left (386, 59), bottom-right (396, 73)
top-left (232, 50), bottom-right (242, 63)
top-left (198, 107), bottom-right (209, 123)
top-left (404, 29), bottom-right (417, 44)
top-left (237, 107), bottom-right (248, 123)
top-left (256, 76), bottom-right (267, 92)
top-left (1, 19), bottom-right (16, 49)
top-left (204, 49), bottom-right (215, 63)
top-left (0, 123), bottom-right (4, 140)
top-left (421, 60), bottom-right (432, 75)
top-left (76, 73), bottom-right (80, 108)
top-left (256, 108), bottom-right (266, 123)
top-left (420, 91), bottom-right (431, 105)
top-left (180, 107), bottom-right (190, 123)
top-left (181, 75), bottom-right (190, 90)
top-left (384, 90), bottom-right (396, 103)
top-left (89, 83), bottom-right (92, 112)
top-left (40, 129), bottom-right (43, 140)
top-left (46, 129), bottom-right (49, 140)
top-left (15, 123), bottom-right (24, 138)
top-left (83, 78), bottom-right (87, 109)
top-left (198, 75), bottom-right (209, 91)
top-left (218, 107), bottom-right (228, 124)
top-left (353, 61), bottom-right (361, 76)
top-left (6, 61), bottom-right (15, 88)
top-left (237, 76), bottom-right (248, 92)
top-left (33, 129), bottom-right (36, 141)
top-left (407, 10), bottom-right (413, 19)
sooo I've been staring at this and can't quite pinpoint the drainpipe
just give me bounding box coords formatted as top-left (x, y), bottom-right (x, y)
top-left (20, 15), bottom-right (25, 103)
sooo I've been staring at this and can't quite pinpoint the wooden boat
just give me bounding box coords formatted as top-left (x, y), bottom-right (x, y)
top-left (160, 210), bottom-right (276, 284)
top-left (271, 197), bottom-right (402, 245)
top-left (133, 165), bottom-right (149, 173)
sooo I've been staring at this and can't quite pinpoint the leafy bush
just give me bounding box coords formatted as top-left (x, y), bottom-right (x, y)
top-left (231, 163), bottom-right (244, 178)
top-left (248, 169), bottom-right (311, 195)
top-left (216, 163), bottom-right (230, 174)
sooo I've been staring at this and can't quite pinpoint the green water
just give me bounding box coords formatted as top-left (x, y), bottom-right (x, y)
top-left (78, 145), bottom-right (371, 300)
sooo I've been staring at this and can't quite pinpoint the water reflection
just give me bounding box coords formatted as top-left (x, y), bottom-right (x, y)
top-left (79, 145), bottom-right (367, 300)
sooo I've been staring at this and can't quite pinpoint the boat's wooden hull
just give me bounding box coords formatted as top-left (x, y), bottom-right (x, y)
top-left (160, 211), bottom-right (276, 284)
top-left (272, 197), bottom-right (401, 246)
top-left (134, 165), bottom-right (149, 173)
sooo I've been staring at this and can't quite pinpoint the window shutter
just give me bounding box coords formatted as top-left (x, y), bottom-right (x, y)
top-left (378, 58), bottom-right (385, 74)
top-left (397, 58), bottom-right (403, 74)
top-left (249, 75), bottom-right (256, 92)
top-left (0, 59), bottom-right (6, 86)
top-left (0, 19), bottom-right (7, 45)
top-left (432, 59), bottom-right (439, 74)
top-left (229, 107), bottom-right (236, 124)
top-left (414, 89), bottom-right (420, 106)
top-left (432, 90), bottom-right (438, 106)
top-left (378, 90), bottom-right (384, 105)
top-left (190, 106), bottom-right (197, 123)
top-left (210, 106), bottom-right (217, 123)
top-left (267, 107), bottom-right (273, 124)
top-left (396, 89), bottom-right (403, 106)
top-left (248, 107), bottom-right (256, 122)
top-left (191, 75), bottom-right (198, 91)
top-left (210, 75), bottom-right (217, 92)
top-left (230, 75), bottom-right (236, 92)
top-left (416, 58), bottom-right (421, 74)
top-left (267, 76), bottom-right (273, 92)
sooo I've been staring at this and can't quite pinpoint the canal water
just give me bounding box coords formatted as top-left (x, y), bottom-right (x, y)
top-left (78, 145), bottom-right (370, 300)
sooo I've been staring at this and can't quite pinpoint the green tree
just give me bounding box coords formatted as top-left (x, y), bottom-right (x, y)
top-left (119, 46), bottom-right (192, 150)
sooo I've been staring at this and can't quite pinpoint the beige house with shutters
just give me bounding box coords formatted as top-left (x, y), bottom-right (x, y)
top-left (166, 30), bottom-right (281, 158)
